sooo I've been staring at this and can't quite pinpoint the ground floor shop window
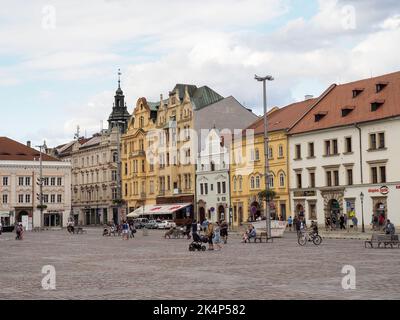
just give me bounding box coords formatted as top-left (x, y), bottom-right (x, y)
top-left (308, 202), bottom-right (317, 220)
top-left (103, 209), bottom-right (108, 224)
top-left (44, 213), bottom-right (60, 227)
top-left (280, 203), bottom-right (287, 221)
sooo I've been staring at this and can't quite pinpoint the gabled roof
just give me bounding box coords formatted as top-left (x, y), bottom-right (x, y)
top-left (244, 98), bottom-right (318, 136)
top-left (0, 137), bottom-right (58, 161)
top-left (289, 71), bottom-right (400, 134)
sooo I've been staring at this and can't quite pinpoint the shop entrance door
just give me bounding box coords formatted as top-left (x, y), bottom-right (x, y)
top-left (44, 213), bottom-right (60, 227)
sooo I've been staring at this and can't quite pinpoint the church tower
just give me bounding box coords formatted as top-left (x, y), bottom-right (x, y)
top-left (108, 69), bottom-right (131, 133)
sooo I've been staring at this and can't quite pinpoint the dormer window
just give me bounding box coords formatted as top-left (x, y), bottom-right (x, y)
top-left (352, 88), bottom-right (364, 98)
top-left (371, 99), bottom-right (385, 112)
top-left (314, 111), bottom-right (328, 122)
top-left (376, 82), bottom-right (388, 93)
top-left (341, 106), bottom-right (355, 117)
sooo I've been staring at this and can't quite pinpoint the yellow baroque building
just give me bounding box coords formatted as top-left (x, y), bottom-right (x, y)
top-left (230, 98), bottom-right (316, 227)
top-left (121, 97), bottom-right (158, 212)
top-left (121, 84), bottom-right (225, 221)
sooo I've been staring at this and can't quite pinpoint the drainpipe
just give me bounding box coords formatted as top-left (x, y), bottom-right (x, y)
top-left (286, 133), bottom-right (291, 218)
top-left (355, 123), bottom-right (365, 233)
top-left (354, 123), bottom-right (363, 184)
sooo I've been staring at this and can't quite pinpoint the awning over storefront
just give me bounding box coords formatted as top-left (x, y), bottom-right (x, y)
top-left (0, 211), bottom-right (10, 218)
top-left (127, 203), bottom-right (192, 218)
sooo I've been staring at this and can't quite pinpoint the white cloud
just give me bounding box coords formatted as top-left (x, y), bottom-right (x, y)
top-left (1, 0), bottom-right (399, 145)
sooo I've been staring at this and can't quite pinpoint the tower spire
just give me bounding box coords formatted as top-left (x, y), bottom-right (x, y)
top-left (118, 68), bottom-right (121, 89)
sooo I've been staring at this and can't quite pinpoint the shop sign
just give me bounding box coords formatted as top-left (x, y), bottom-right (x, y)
top-left (368, 186), bottom-right (389, 195)
top-left (293, 190), bottom-right (316, 197)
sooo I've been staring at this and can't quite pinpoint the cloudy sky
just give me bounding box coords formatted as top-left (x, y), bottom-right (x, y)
top-left (0, 0), bottom-right (399, 148)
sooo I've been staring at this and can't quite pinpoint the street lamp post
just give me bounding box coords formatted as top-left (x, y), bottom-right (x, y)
top-left (255, 74), bottom-right (274, 239)
top-left (360, 191), bottom-right (365, 233)
top-left (36, 141), bottom-right (47, 229)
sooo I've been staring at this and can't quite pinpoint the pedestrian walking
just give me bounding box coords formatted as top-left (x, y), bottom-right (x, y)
top-left (191, 219), bottom-right (198, 234)
top-left (15, 223), bottom-right (23, 240)
top-left (129, 222), bottom-right (136, 238)
top-left (287, 216), bottom-right (293, 231)
top-left (352, 216), bottom-right (358, 231)
top-left (207, 222), bottom-right (214, 251)
top-left (0, 219), bottom-right (2, 235)
top-left (325, 216), bottom-right (331, 231)
top-left (122, 220), bottom-right (129, 240)
top-left (202, 218), bottom-right (209, 233)
top-left (378, 214), bottom-right (385, 230)
top-left (339, 214), bottom-right (346, 230)
top-left (295, 217), bottom-right (302, 237)
top-left (220, 220), bottom-right (228, 244)
top-left (212, 222), bottom-right (222, 250)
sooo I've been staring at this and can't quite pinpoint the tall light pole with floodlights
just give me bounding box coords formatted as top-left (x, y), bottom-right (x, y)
top-left (255, 74), bottom-right (274, 239)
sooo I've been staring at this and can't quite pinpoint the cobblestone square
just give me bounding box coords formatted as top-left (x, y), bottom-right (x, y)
top-left (1, 228), bottom-right (399, 300)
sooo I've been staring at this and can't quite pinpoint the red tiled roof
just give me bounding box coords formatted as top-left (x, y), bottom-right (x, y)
top-left (244, 98), bottom-right (318, 135)
top-left (289, 71), bottom-right (400, 134)
top-left (0, 137), bottom-right (58, 161)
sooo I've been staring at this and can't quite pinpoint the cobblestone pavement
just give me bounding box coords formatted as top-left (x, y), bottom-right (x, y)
top-left (1, 228), bottom-right (399, 300)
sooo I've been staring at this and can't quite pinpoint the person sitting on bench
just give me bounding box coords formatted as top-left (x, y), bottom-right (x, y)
top-left (384, 219), bottom-right (395, 236)
top-left (242, 225), bottom-right (256, 243)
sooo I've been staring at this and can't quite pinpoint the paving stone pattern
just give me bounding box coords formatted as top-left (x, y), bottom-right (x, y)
top-left (0, 229), bottom-right (399, 300)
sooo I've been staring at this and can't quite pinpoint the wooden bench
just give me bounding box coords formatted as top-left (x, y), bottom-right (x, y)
top-left (246, 232), bottom-right (273, 243)
top-left (365, 234), bottom-right (399, 248)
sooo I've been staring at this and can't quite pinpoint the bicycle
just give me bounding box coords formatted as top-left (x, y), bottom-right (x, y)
top-left (298, 229), bottom-right (322, 246)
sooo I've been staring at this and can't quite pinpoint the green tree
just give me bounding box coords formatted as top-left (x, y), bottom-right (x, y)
top-left (258, 190), bottom-right (276, 202)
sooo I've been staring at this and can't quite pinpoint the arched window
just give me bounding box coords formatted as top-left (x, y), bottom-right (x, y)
top-left (233, 177), bottom-right (237, 191)
top-left (279, 172), bottom-right (285, 187)
top-left (268, 174), bottom-right (274, 188)
top-left (239, 176), bottom-right (243, 191)
top-left (255, 175), bottom-right (260, 189)
top-left (250, 176), bottom-right (255, 189)
top-left (139, 116), bottom-right (144, 128)
top-left (255, 149), bottom-right (260, 161)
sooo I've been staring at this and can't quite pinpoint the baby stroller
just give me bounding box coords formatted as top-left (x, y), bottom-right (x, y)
top-left (189, 232), bottom-right (208, 251)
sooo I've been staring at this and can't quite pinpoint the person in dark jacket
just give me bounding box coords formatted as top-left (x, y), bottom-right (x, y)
top-left (295, 217), bottom-right (302, 236)
top-left (191, 219), bottom-right (198, 234)
top-left (220, 220), bottom-right (228, 244)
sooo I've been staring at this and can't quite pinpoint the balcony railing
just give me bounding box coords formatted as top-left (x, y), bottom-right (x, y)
top-left (130, 150), bottom-right (145, 157)
top-left (140, 192), bottom-right (146, 199)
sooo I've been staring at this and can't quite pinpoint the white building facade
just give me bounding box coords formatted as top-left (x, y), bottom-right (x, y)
top-left (0, 138), bottom-right (72, 230)
top-left (196, 129), bottom-right (230, 223)
top-left (288, 72), bottom-right (400, 227)
top-left (289, 119), bottom-right (400, 227)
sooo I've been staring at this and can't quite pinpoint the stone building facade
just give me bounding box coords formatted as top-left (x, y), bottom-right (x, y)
top-left (52, 77), bottom-right (130, 225)
top-left (288, 71), bottom-right (400, 226)
top-left (0, 137), bottom-right (71, 229)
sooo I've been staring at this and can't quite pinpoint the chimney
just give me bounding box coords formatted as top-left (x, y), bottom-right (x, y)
top-left (305, 95), bottom-right (314, 100)
top-left (27, 141), bottom-right (31, 148)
